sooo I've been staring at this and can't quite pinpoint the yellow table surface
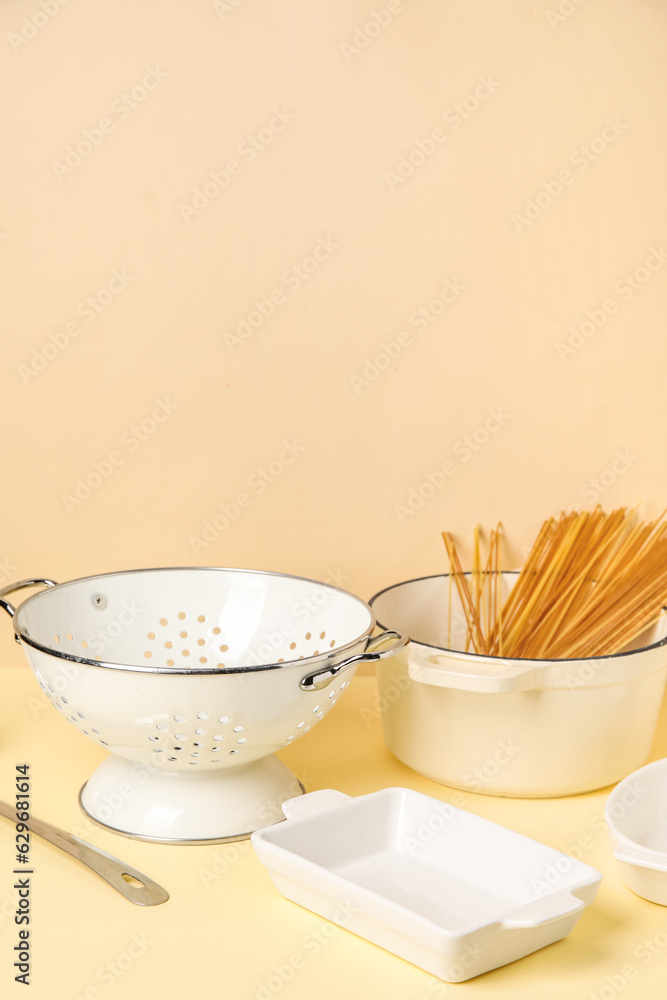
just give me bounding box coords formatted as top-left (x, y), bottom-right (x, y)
top-left (2, 666), bottom-right (667, 999)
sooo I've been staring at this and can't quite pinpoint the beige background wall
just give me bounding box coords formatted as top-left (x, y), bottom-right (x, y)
top-left (2, 0), bottom-right (667, 653)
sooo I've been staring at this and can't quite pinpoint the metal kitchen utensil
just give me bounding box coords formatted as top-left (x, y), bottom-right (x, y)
top-left (252, 787), bottom-right (602, 982)
top-left (0, 800), bottom-right (168, 905)
top-left (0, 569), bottom-right (406, 843)
top-left (370, 572), bottom-right (667, 797)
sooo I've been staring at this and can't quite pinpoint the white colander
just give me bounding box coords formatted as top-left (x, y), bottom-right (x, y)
top-left (1, 569), bottom-right (406, 843)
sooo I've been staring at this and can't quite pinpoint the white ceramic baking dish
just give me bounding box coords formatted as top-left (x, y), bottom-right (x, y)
top-left (369, 573), bottom-right (667, 797)
top-left (606, 758), bottom-right (667, 905)
top-left (251, 787), bottom-right (602, 982)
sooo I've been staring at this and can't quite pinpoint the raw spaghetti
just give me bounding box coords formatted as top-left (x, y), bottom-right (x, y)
top-left (442, 506), bottom-right (667, 659)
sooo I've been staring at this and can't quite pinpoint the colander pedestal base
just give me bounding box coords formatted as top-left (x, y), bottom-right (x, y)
top-left (79, 754), bottom-right (304, 844)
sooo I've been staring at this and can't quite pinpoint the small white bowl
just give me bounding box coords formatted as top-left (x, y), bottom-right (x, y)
top-left (252, 787), bottom-right (601, 982)
top-left (606, 759), bottom-right (667, 905)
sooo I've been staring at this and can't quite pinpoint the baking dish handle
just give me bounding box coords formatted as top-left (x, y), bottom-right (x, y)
top-left (408, 643), bottom-right (541, 694)
top-left (300, 630), bottom-right (408, 692)
top-left (0, 578), bottom-right (58, 619)
top-left (282, 789), bottom-right (350, 821)
top-left (501, 892), bottom-right (585, 929)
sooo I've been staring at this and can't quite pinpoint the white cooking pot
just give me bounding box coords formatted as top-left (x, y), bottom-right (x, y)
top-left (370, 573), bottom-right (667, 797)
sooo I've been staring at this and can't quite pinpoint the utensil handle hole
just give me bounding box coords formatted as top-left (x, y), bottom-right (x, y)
top-left (121, 873), bottom-right (146, 887)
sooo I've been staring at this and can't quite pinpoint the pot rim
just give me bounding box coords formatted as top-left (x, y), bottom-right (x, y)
top-left (369, 571), bottom-right (667, 664)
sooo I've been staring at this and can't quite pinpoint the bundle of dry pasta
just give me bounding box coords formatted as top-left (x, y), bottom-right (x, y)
top-left (442, 506), bottom-right (667, 659)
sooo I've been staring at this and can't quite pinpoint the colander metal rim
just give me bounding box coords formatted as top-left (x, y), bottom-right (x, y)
top-left (369, 571), bottom-right (667, 663)
top-left (13, 565), bottom-right (376, 675)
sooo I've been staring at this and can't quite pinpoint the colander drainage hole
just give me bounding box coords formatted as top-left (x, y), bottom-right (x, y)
top-left (312, 705), bottom-right (320, 713)
top-left (174, 714), bottom-right (185, 723)
top-left (195, 728), bottom-right (206, 735)
top-left (297, 722), bottom-right (305, 728)
top-left (214, 734), bottom-right (224, 741)
top-left (219, 716), bottom-right (229, 724)
top-left (156, 723), bottom-right (168, 732)
top-left (233, 725), bottom-right (244, 733)
top-left (92, 729), bottom-right (100, 735)
top-left (197, 712), bottom-right (208, 720)
top-left (229, 749), bottom-right (238, 755)
top-left (149, 736), bottom-right (159, 743)
top-left (237, 738), bottom-right (247, 744)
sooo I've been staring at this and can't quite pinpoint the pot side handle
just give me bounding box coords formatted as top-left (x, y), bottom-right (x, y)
top-left (408, 642), bottom-right (540, 694)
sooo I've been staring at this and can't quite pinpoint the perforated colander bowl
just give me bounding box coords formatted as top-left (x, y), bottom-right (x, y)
top-left (1, 569), bottom-right (406, 843)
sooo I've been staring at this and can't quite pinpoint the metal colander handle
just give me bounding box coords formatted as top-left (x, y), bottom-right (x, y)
top-left (0, 578), bottom-right (58, 620)
top-left (300, 630), bottom-right (408, 692)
